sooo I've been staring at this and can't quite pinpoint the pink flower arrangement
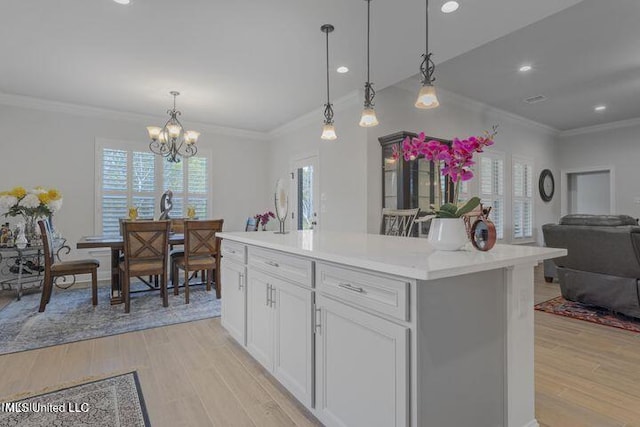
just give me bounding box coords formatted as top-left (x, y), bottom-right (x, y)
top-left (393, 126), bottom-right (498, 216)
top-left (255, 211), bottom-right (276, 227)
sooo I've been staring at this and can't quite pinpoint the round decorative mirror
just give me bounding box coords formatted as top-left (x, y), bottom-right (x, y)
top-left (470, 218), bottom-right (497, 251)
top-left (538, 169), bottom-right (555, 202)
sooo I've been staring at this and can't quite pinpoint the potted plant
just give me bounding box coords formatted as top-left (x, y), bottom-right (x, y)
top-left (395, 127), bottom-right (497, 250)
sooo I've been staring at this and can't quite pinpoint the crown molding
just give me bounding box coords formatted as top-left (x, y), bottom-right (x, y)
top-left (268, 90), bottom-right (361, 138)
top-left (558, 116), bottom-right (640, 138)
top-left (0, 92), bottom-right (270, 141)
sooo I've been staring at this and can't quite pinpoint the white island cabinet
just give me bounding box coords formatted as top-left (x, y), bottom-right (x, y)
top-left (218, 231), bottom-right (566, 427)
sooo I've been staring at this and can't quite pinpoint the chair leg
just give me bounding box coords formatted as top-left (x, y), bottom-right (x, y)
top-left (214, 268), bottom-right (221, 299)
top-left (124, 274), bottom-right (131, 313)
top-left (92, 269), bottom-right (98, 306)
top-left (174, 264), bottom-right (180, 296)
top-left (38, 273), bottom-right (52, 313)
top-left (185, 269), bottom-right (190, 304)
top-left (205, 269), bottom-right (211, 292)
top-left (161, 273), bottom-right (168, 308)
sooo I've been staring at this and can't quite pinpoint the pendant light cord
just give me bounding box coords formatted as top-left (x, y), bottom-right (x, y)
top-left (325, 30), bottom-right (330, 105)
top-left (367, 0), bottom-right (371, 84)
top-left (425, 0), bottom-right (429, 57)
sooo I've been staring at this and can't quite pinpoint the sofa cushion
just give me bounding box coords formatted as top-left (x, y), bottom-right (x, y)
top-left (559, 214), bottom-right (638, 227)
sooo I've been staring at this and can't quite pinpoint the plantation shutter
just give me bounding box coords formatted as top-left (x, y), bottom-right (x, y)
top-left (187, 156), bottom-right (208, 218)
top-left (101, 148), bottom-right (128, 235)
top-left (479, 154), bottom-right (505, 240)
top-left (513, 158), bottom-right (534, 240)
top-left (163, 161), bottom-right (184, 218)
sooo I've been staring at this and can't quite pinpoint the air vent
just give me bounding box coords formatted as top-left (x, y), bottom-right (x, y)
top-left (523, 95), bottom-right (547, 104)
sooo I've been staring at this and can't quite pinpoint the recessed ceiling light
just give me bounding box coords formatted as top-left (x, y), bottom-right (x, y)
top-left (519, 64), bottom-right (533, 73)
top-left (441, 1), bottom-right (460, 13)
top-left (337, 66), bottom-right (349, 74)
top-left (113, 0), bottom-right (130, 4)
top-left (594, 105), bottom-right (607, 112)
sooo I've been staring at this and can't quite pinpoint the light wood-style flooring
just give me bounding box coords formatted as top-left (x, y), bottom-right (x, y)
top-left (0, 267), bottom-right (639, 426)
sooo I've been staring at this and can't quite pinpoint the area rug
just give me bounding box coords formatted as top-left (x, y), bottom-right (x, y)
top-left (0, 283), bottom-right (221, 355)
top-left (535, 296), bottom-right (640, 333)
top-left (0, 372), bottom-right (149, 426)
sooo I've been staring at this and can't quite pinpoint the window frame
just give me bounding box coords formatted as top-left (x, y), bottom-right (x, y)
top-left (478, 150), bottom-right (506, 241)
top-left (511, 155), bottom-right (535, 243)
top-left (95, 138), bottom-right (212, 234)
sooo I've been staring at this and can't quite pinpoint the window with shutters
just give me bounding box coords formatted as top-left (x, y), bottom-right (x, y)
top-left (96, 140), bottom-right (210, 235)
top-left (512, 156), bottom-right (534, 241)
top-left (478, 152), bottom-right (505, 240)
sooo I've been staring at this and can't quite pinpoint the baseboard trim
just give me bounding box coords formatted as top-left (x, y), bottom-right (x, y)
top-left (523, 419), bottom-right (540, 427)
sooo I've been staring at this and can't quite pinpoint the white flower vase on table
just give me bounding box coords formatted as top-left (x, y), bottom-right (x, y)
top-left (15, 222), bottom-right (28, 249)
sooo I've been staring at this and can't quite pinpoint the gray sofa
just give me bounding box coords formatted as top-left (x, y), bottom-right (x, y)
top-left (542, 214), bottom-right (640, 319)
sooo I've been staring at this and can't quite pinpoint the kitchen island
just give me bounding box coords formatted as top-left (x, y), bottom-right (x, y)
top-left (217, 230), bottom-right (566, 427)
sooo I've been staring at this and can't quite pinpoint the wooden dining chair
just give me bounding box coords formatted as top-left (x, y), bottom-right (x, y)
top-left (120, 220), bottom-right (171, 313)
top-left (380, 208), bottom-right (420, 237)
top-left (173, 219), bottom-right (224, 304)
top-left (37, 220), bottom-right (100, 313)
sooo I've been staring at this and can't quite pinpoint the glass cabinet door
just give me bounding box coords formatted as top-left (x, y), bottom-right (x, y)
top-left (383, 145), bottom-right (398, 209)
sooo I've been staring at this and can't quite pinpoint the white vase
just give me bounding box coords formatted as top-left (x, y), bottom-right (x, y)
top-left (427, 218), bottom-right (469, 251)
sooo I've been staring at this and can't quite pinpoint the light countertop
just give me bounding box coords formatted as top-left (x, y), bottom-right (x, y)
top-left (218, 231), bottom-right (567, 280)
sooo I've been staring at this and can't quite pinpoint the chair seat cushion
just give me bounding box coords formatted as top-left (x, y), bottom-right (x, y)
top-left (174, 255), bottom-right (216, 270)
top-left (119, 260), bottom-right (164, 275)
top-left (52, 259), bottom-right (100, 273)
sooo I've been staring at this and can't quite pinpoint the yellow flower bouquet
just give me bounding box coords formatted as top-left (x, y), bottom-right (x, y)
top-left (0, 186), bottom-right (63, 218)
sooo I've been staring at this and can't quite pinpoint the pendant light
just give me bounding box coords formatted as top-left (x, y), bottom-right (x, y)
top-left (320, 24), bottom-right (337, 141)
top-left (359, 0), bottom-right (379, 127)
top-left (415, 0), bottom-right (440, 109)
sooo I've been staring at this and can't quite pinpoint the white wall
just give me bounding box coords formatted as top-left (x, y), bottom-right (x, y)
top-left (558, 122), bottom-right (640, 218)
top-left (0, 102), bottom-right (271, 277)
top-left (568, 171), bottom-right (611, 215)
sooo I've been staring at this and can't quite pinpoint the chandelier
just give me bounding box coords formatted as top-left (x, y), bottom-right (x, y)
top-left (146, 91), bottom-right (200, 163)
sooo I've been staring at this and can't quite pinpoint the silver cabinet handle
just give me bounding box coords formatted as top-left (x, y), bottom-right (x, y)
top-left (314, 305), bottom-right (322, 335)
top-left (238, 273), bottom-right (244, 291)
top-left (338, 283), bottom-right (365, 293)
top-left (270, 286), bottom-right (276, 309)
top-left (265, 260), bottom-right (279, 268)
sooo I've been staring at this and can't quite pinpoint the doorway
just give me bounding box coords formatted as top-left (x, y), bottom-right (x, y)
top-left (562, 168), bottom-right (614, 216)
top-left (292, 155), bottom-right (319, 231)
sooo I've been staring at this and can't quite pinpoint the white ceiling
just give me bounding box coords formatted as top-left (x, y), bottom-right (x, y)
top-left (0, 0), bottom-right (583, 133)
top-left (435, 0), bottom-right (640, 131)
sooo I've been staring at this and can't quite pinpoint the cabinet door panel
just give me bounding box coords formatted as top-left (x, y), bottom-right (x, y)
top-left (220, 261), bottom-right (246, 345)
top-left (273, 278), bottom-right (313, 407)
top-left (316, 295), bottom-right (409, 427)
top-left (246, 269), bottom-right (274, 370)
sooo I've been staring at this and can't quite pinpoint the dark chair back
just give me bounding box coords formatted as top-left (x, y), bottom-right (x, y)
top-left (381, 208), bottom-right (420, 237)
top-left (184, 219), bottom-right (224, 265)
top-left (122, 220), bottom-right (171, 273)
top-left (38, 219), bottom-right (55, 270)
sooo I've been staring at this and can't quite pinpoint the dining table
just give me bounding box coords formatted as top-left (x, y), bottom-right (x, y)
top-left (77, 233), bottom-right (184, 304)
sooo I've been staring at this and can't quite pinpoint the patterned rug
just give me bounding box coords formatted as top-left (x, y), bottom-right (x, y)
top-left (0, 372), bottom-right (149, 426)
top-left (535, 296), bottom-right (640, 333)
top-left (0, 283), bottom-right (221, 355)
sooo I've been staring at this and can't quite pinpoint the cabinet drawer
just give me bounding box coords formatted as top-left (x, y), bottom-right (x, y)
top-left (221, 241), bottom-right (246, 264)
top-left (316, 262), bottom-right (409, 321)
top-left (248, 247), bottom-right (313, 288)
